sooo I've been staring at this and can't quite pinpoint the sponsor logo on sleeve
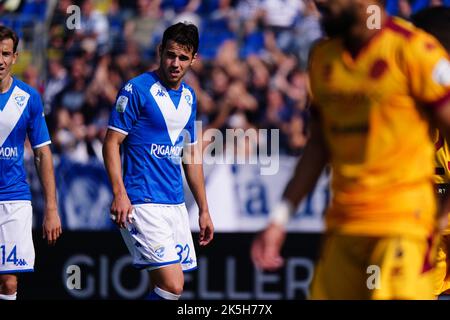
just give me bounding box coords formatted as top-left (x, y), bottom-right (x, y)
top-left (433, 58), bottom-right (450, 86)
top-left (116, 95), bottom-right (128, 113)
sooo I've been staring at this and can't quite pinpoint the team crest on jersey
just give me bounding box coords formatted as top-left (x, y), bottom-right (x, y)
top-left (185, 94), bottom-right (192, 106)
top-left (433, 58), bottom-right (450, 86)
top-left (116, 95), bottom-right (128, 112)
top-left (13, 94), bottom-right (27, 108)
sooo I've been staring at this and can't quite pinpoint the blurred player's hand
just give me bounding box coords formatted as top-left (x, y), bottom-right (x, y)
top-left (198, 210), bottom-right (214, 246)
top-left (42, 208), bottom-right (62, 246)
top-left (438, 213), bottom-right (449, 233)
top-left (251, 223), bottom-right (286, 271)
top-left (110, 193), bottom-right (133, 228)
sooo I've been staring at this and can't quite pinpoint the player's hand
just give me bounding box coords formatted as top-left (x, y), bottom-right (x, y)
top-left (198, 210), bottom-right (214, 246)
top-left (42, 208), bottom-right (62, 246)
top-left (251, 223), bottom-right (286, 271)
top-left (437, 213), bottom-right (449, 234)
top-left (110, 193), bottom-right (133, 228)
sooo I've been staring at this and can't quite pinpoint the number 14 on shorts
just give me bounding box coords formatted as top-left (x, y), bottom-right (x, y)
top-left (1, 244), bottom-right (26, 266)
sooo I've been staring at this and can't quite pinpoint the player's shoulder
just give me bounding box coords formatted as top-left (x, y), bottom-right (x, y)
top-left (121, 72), bottom-right (157, 95)
top-left (12, 77), bottom-right (40, 98)
top-left (309, 37), bottom-right (337, 58)
top-left (307, 38), bottom-right (337, 76)
top-left (385, 17), bottom-right (416, 39)
top-left (181, 81), bottom-right (196, 98)
top-left (133, 71), bottom-right (158, 85)
top-left (386, 16), bottom-right (440, 46)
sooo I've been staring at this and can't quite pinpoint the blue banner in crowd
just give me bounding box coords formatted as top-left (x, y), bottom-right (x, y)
top-left (54, 158), bottom-right (115, 230)
top-left (29, 155), bottom-right (328, 232)
top-left (25, 157), bottom-right (115, 230)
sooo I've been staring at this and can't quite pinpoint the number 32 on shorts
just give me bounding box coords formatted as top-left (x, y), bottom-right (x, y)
top-left (175, 243), bottom-right (193, 264)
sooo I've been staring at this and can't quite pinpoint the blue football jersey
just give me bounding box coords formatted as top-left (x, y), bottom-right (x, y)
top-left (0, 77), bottom-right (51, 201)
top-left (108, 72), bottom-right (197, 205)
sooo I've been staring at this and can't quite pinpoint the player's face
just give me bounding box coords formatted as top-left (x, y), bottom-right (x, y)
top-left (0, 38), bottom-right (17, 82)
top-left (315, 0), bottom-right (359, 37)
top-left (159, 40), bottom-right (196, 89)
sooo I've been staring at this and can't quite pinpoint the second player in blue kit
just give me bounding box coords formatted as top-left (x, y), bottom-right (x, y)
top-left (103, 22), bottom-right (214, 300)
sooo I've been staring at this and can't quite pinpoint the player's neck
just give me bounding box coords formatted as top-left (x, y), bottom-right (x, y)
top-left (155, 69), bottom-right (181, 91)
top-left (343, 11), bottom-right (388, 58)
top-left (0, 75), bottom-right (13, 94)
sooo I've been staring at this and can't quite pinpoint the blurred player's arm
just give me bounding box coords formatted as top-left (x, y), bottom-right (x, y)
top-left (251, 110), bottom-right (330, 270)
top-left (33, 145), bottom-right (62, 245)
top-left (280, 109), bottom-right (330, 216)
top-left (432, 100), bottom-right (450, 230)
top-left (182, 142), bottom-right (214, 246)
top-left (102, 129), bottom-right (133, 228)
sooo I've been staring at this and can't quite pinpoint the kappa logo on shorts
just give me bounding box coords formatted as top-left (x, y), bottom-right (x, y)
top-left (154, 246), bottom-right (165, 258)
top-left (129, 226), bottom-right (139, 235)
top-left (15, 258), bottom-right (27, 266)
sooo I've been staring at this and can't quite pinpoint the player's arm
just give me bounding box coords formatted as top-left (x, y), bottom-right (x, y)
top-left (102, 129), bottom-right (133, 228)
top-left (251, 110), bottom-right (330, 270)
top-left (182, 142), bottom-right (214, 246)
top-left (33, 145), bottom-right (62, 245)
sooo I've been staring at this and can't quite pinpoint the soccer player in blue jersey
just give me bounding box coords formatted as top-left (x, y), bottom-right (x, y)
top-left (103, 22), bottom-right (214, 300)
top-left (0, 26), bottom-right (62, 300)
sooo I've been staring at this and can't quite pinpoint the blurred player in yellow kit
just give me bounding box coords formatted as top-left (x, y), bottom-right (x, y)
top-left (412, 6), bottom-right (450, 297)
top-left (252, 0), bottom-right (450, 299)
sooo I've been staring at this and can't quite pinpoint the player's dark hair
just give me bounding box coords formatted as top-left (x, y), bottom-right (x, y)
top-left (411, 6), bottom-right (450, 52)
top-left (0, 26), bottom-right (19, 53)
top-left (161, 22), bottom-right (199, 55)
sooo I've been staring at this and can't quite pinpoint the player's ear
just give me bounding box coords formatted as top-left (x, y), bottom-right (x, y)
top-left (190, 53), bottom-right (197, 66)
top-left (158, 44), bottom-right (162, 57)
top-left (12, 51), bottom-right (18, 65)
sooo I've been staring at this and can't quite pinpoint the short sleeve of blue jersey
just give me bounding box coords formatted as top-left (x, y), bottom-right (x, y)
top-left (108, 83), bottom-right (141, 135)
top-left (184, 90), bottom-right (197, 144)
top-left (27, 92), bottom-right (51, 148)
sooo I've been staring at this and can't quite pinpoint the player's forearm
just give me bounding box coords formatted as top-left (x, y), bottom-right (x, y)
top-left (102, 139), bottom-right (127, 197)
top-left (282, 113), bottom-right (329, 208)
top-left (183, 162), bottom-right (209, 212)
top-left (34, 146), bottom-right (58, 212)
top-left (282, 138), bottom-right (328, 207)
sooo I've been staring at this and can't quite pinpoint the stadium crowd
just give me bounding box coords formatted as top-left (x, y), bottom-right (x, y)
top-left (1, 0), bottom-right (449, 162)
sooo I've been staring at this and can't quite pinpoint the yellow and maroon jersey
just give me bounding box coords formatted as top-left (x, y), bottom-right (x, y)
top-left (309, 17), bottom-right (450, 238)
